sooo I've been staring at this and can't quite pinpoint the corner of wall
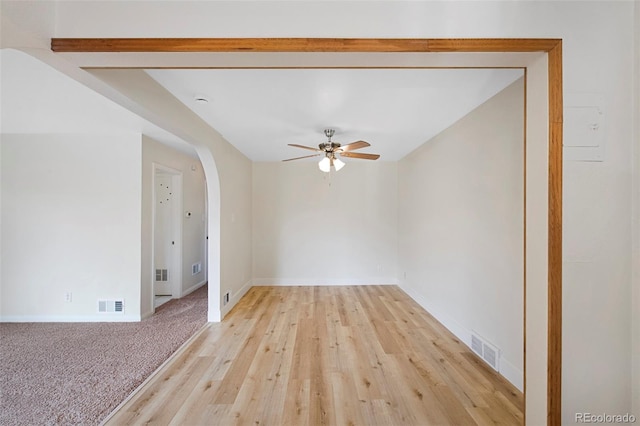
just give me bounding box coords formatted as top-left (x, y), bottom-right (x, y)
top-left (399, 282), bottom-right (524, 391)
top-left (220, 279), bottom-right (252, 319)
top-left (181, 280), bottom-right (207, 298)
top-left (396, 78), bottom-right (525, 393)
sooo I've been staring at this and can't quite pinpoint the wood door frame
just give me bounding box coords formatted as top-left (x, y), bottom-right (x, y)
top-left (52, 38), bottom-right (562, 424)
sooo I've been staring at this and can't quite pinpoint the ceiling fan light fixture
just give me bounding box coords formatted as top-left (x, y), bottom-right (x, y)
top-left (285, 129), bottom-right (378, 170)
top-left (318, 157), bottom-right (331, 173)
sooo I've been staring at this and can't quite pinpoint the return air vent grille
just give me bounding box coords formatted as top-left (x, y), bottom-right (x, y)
top-left (98, 299), bottom-right (125, 314)
top-left (470, 332), bottom-right (500, 371)
top-left (192, 262), bottom-right (202, 275)
top-left (155, 269), bottom-right (168, 281)
top-left (471, 334), bottom-right (483, 355)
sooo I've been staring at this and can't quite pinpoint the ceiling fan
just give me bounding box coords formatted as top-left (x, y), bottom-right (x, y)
top-left (283, 129), bottom-right (380, 172)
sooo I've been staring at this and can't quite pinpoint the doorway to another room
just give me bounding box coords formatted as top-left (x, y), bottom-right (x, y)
top-left (153, 164), bottom-right (183, 309)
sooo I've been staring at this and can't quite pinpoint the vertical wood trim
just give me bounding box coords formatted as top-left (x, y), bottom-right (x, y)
top-left (522, 67), bottom-right (529, 420)
top-left (547, 41), bottom-right (563, 426)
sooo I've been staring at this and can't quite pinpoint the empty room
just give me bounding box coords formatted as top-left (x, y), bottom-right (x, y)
top-left (1, 1), bottom-right (638, 425)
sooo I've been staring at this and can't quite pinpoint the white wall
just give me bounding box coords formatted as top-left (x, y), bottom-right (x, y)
top-left (632, 0), bottom-right (640, 416)
top-left (218, 142), bottom-right (253, 318)
top-left (253, 161), bottom-right (397, 286)
top-left (0, 133), bottom-right (142, 321)
top-left (399, 78), bottom-right (524, 389)
top-left (1, 0), bottom-right (636, 422)
top-left (141, 135), bottom-right (207, 318)
top-left (560, 3), bottom-right (635, 421)
top-left (83, 69), bottom-right (253, 322)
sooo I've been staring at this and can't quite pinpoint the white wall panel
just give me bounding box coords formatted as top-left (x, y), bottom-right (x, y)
top-left (0, 133), bottom-right (142, 321)
top-left (253, 161), bottom-right (397, 286)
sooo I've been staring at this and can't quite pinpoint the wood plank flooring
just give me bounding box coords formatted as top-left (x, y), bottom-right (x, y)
top-left (106, 286), bottom-right (523, 425)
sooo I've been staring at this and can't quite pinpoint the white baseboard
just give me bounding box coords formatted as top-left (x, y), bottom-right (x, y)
top-left (0, 314), bottom-right (142, 323)
top-left (212, 278), bottom-right (399, 321)
top-left (208, 308), bottom-right (221, 322)
top-left (251, 277), bottom-right (399, 286)
top-left (141, 310), bottom-right (154, 320)
top-left (400, 282), bottom-right (470, 344)
top-left (500, 355), bottom-right (524, 391)
top-left (0, 283), bottom-right (210, 324)
top-left (220, 279), bottom-right (252, 319)
top-left (181, 279), bottom-right (207, 297)
top-left (399, 282), bottom-right (523, 392)
top-left (208, 278), bottom-right (399, 322)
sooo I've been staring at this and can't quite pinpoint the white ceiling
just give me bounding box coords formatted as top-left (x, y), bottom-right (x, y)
top-left (1, 48), bottom-right (523, 162)
top-left (146, 68), bottom-right (523, 162)
top-left (0, 49), bottom-right (195, 156)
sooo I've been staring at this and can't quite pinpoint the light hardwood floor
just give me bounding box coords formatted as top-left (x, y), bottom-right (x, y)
top-left (107, 286), bottom-right (523, 425)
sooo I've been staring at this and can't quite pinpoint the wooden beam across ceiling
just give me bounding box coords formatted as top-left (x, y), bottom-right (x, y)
top-left (51, 37), bottom-right (561, 53)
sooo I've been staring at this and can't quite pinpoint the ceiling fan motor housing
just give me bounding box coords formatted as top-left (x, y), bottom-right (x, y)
top-left (319, 142), bottom-right (341, 152)
top-left (283, 128), bottom-right (379, 163)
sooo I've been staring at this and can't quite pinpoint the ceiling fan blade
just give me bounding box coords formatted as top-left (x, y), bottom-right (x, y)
top-left (282, 153), bottom-right (322, 162)
top-left (336, 140), bottom-right (370, 152)
top-left (340, 152), bottom-right (380, 160)
top-left (288, 143), bottom-right (321, 152)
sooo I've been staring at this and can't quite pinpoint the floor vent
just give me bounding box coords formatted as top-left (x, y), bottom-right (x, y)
top-left (192, 262), bottom-right (202, 275)
top-left (98, 299), bottom-right (125, 314)
top-left (470, 332), bottom-right (500, 371)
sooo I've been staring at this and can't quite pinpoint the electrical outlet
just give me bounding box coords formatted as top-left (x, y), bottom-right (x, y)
top-left (223, 291), bottom-right (230, 305)
top-left (65, 292), bottom-right (72, 303)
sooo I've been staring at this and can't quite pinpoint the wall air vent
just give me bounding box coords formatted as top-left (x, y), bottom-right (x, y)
top-left (483, 343), bottom-right (498, 369)
top-left (470, 332), bottom-right (500, 371)
top-left (98, 299), bottom-right (125, 314)
top-left (471, 334), bottom-right (483, 356)
top-left (155, 269), bottom-right (168, 281)
top-left (192, 262), bottom-right (202, 275)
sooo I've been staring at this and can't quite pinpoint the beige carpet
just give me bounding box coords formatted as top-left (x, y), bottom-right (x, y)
top-left (0, 284), bottom-right (208, 426)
